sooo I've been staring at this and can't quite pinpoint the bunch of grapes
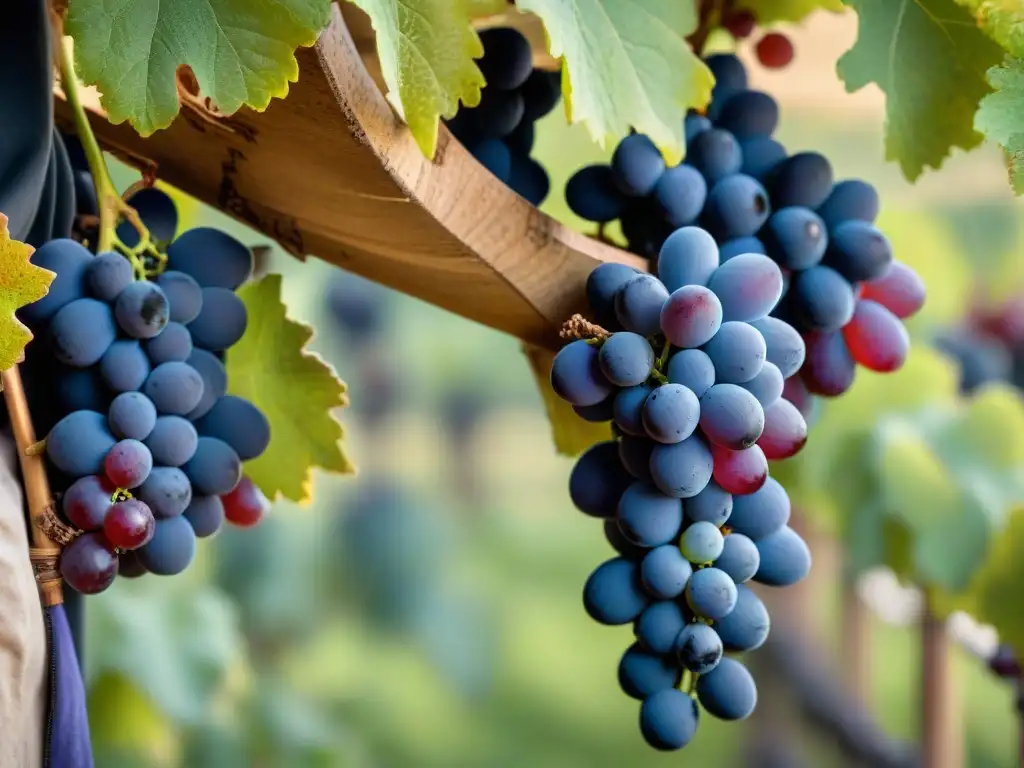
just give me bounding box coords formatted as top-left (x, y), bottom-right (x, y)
top-left (566, 52), bottom-right (925, 404)
top-left (19, 222), bottom-right (271, 595)
top-left (936, 294), bottom-right (1024, 394)
top-left (553, 230), bottom-right (816, 751)
top-left (445, 27), bottom-right (561, 205)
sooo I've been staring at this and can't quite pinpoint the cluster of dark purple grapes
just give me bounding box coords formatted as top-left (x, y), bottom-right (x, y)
top-left (445, 27), bottom-right (561, 206)
top-left (19, 218), bottom-right (271, 595)
top-left (565, 53), bottom-right (926, 408)
top-left (552, 233), bottom-right (816, 750)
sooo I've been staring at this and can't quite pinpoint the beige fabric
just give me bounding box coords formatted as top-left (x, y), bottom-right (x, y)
top-left (0, 433), bottom-right (46, 768)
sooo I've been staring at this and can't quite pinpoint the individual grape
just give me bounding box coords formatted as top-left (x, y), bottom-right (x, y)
top-left (756, 32), bottom-right (794, 69)
top-left (621, 201), bottom-right (673, 259)
top-left (55, 366), bottom-right (110, 412)
top-left (193, 395), bottom-right (270, 461)
top-left (860, 261), bottom-right (925, 319)
top-left (739, 137), bottom-right (787, 181)
top-left (758, 399), bottom-right (808, 459)
top-left (640, 689), bottom-right (700, 751)
top-left (551, 340), bottom-right (613, 407)
top-left (618, 435), bottom-right (654, 483)
top-left (62, 475), bottom-right (116, 530)
top-left (696, 657), bottom-right (757, 720)
top-left (654, 166), bottom-right (708, 228)
top-left (802, 331), bottom-right (856, 396)
top-left (686, 480), bottom-right (732, 526)
top-left (520, 68), bottom-right (561, 121)
top-left (761, 207), bottom-right (827, 270)
top-left (569, 441), bottom-right (632, 517)
top-left (47, 410), bottom-right (117, 477)
top-left (166, 227), bottom-right (253, 290)
top-left (681, 520), bottom-right (726, 564)
top-left (59, 532), bottom-right (118, 594)
top-left (782, 375), bottom-right (814, 418)
top-left (103, 498), bottom-right (156, 550)
top-left (685, 566), bottom-right (737, 620)
top-left (85, 251), bottom-right (133, 301)
top-left (143, 361), bottom-right (205, 416)
top-left (108, 392), bottom-right (157, 441)
top-left (616, 274), bottom-right (671, 336)
top-left (817, 179), bottom-right (879, 229)
top-left (114, 281), bottom-right (170, 340)
top-left (657, 227), bottom-right (720, 291)
top-left (698, 383), bottom-right (765, 450)
top-left (583, 557), bottom-right (649, 625)
top-left (824, 220), bottom-right (893, 282)
top-left (750, 317), bottom-right (805, 378)
top-left (117, 186), bottom-right (178, 247)
top-left (104, 439), bottom-right (153, 489)
top-left (137, 466), bottom-right (193, 519)
top-left (477, 27), bottom-right (533, 90)
top-left (598, 332), bottom-right (654, 387)
top-left (618, 644), bottom-right (683, 700)
top-left (676, 623), bottom-right (723, 674)
top-left (138, 515), bottom-right (197, 576)
top-left (222, 476), bottom-right (269, 528)
top-left (573, 396), bottom-right (614, 423)
top-left (604, 517), bottom-right (649, 560)
top-left (706, 253), bottom-right (783, 323)
top-left (718, 236), bottom-right (766, 263)
top-left (754, 525), bottom-right (812, 586)
top-left (640, 544), bottom-right (693, 599)
top-left (586, 262), bottom-right (639, 329)
top-left (145, 322), bottom-right (193, 364)
top-left (118, 550), bottom-right (147, 578)
top-left (643, 384), bottom-right (700, 444)
top-left (711, 444), bottom-right (768, 495)
top-left (702, 174), bottom-right (770, 240)
top-left (50, 298), bottom-right (116, 366)
top-left (766, 152), bottom-right (833, 209)
top-left (156, 270), bottom-right (204, 324)
top-left (636, 600), bottom-right (689, 655)
top-left (611, 134), bottom-right (666, 197)
top-left (508, 156), bottom-right (550, 205)
top-left (19, 238), bottom-right (91, 325)
top-left (727, 477), bottom-right (790, 540)
top-left (666, 349), bottom-right (715, 398)
top-left (617, 482), bottom-right (684, 547)
top-left (660, 286), bottom-right (723, 348)
top-left (566, 165), bottom-right (628, 222)
top-left (188, 287), bottom-right (247, 351)
top-left (790, 265), bottom-right (855, 332)
top-left (705, 53), bottom-right (748, 95)
top-left (686, 129), bottom-right (742, 185)
top-left (715, 584), bottom-right (770, 651)
top-left (144, 416), bottom-right (199, 467)
top-left (714, 533), bottom-right (760, 583)
top-left (100, 340), bottom-right (150, 392)
top-left (738, 362), bottom-right (783, 407)
top-left (702, 321), bottom-right (766, 384)
top-left (684, 112), bottom-right (712, 143)
top-left (724, 8), bottom-right (756, 38)
top-left (717, 91), bottom-right (779, 140)
top-left (184, 437), bottom-right (242, 496)
top-left (649, 435), bottom-right (714, 499)
top-left (184, 349), bottom-right (227, 420)
top-left (183, 495), bottom-right (225, 538)
top-left (613, 384), bottom-right (654, 436)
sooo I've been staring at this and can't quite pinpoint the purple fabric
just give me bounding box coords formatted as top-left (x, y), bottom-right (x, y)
top-left (46, 605), bottom-right (94, 768)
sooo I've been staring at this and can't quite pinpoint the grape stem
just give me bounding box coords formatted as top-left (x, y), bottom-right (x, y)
top-left (24, 439), bottom-right (46, 457)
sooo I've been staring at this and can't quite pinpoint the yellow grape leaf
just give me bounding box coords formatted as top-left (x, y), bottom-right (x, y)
top-left (227, 274), bottom-right (353, 503)
top-left (349, 0), bottom-right (486, 158)
top-left (517, 0), bottom-right (713, 163)
top-left (0, 214), bottom-right (54, 370)
top-left (524, 344), bottom-right (612, 457)
top-left (954, 0), bottom-right (1024, 57)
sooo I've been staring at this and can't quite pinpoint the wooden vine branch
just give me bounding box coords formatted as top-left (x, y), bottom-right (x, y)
top-left (52, 4), bottom-right (645, 352)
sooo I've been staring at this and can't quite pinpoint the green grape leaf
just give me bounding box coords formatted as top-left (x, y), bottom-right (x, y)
top-left (65, 0), bottom-right (333, 137)
top-left (734, 0), bottom-right (845, 24)
top-left (836, 0), bottom-right (1003, 180)
top-left (349, 0), bottom-right (486, 158)
top-left (954, 0), bottom-right (1024, 56)
top-left (975, 60), bottom-right (1024, 194)
top-left (972, 506), bottom-right (1024, 654)
top-left (524, 344), bottom-right (612, 457)
top-left (911, 489), bottom-right (992, 592)
top-left (0, 214), bottom-right (54, 370)
top-left (516, 0), bottom-right (713, 164)
top-left (228, 274), bottom-right (353, 502)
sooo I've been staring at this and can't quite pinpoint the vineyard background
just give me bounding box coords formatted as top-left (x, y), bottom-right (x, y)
top-left (79, 12), bottom-right (1022, 768)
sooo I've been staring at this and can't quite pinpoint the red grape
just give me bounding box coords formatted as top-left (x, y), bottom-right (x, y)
top-left (60, 532), bottom-right (118, 594)
top-left (756, 32), bottom-right (794, 69)
top-left (222, 476), bottom-right (269, 528)
top-left (973, 295), bottom-right (1024, 347)
top-left (711, 444), bottom-right (768, 495)
top-left (104, 439), bottom-right (154, 489)
top-left (724, 9), bottom-right (756, 39)
top-left (62, 475), bottom-right (116, 530)
top-left (660, 286), bottom-right (723, 348)
top-left (103, 499), bottom-right (156, 550)
top-left (860, 261), bottom-right (925, 319)
top-left (781, 376), bottom-right (814, 417)
top-left (757, 399), bottom-right (808, 459)
top-left (843, 299), bottom-right (910, 372)
top-left (802, 331), bottom-right (856, 396)
top-left (118, 549), bottom-right (148, 578)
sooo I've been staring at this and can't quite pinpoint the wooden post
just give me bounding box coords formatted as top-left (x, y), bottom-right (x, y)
top-left (920, 601), bottom-right (962, 768)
